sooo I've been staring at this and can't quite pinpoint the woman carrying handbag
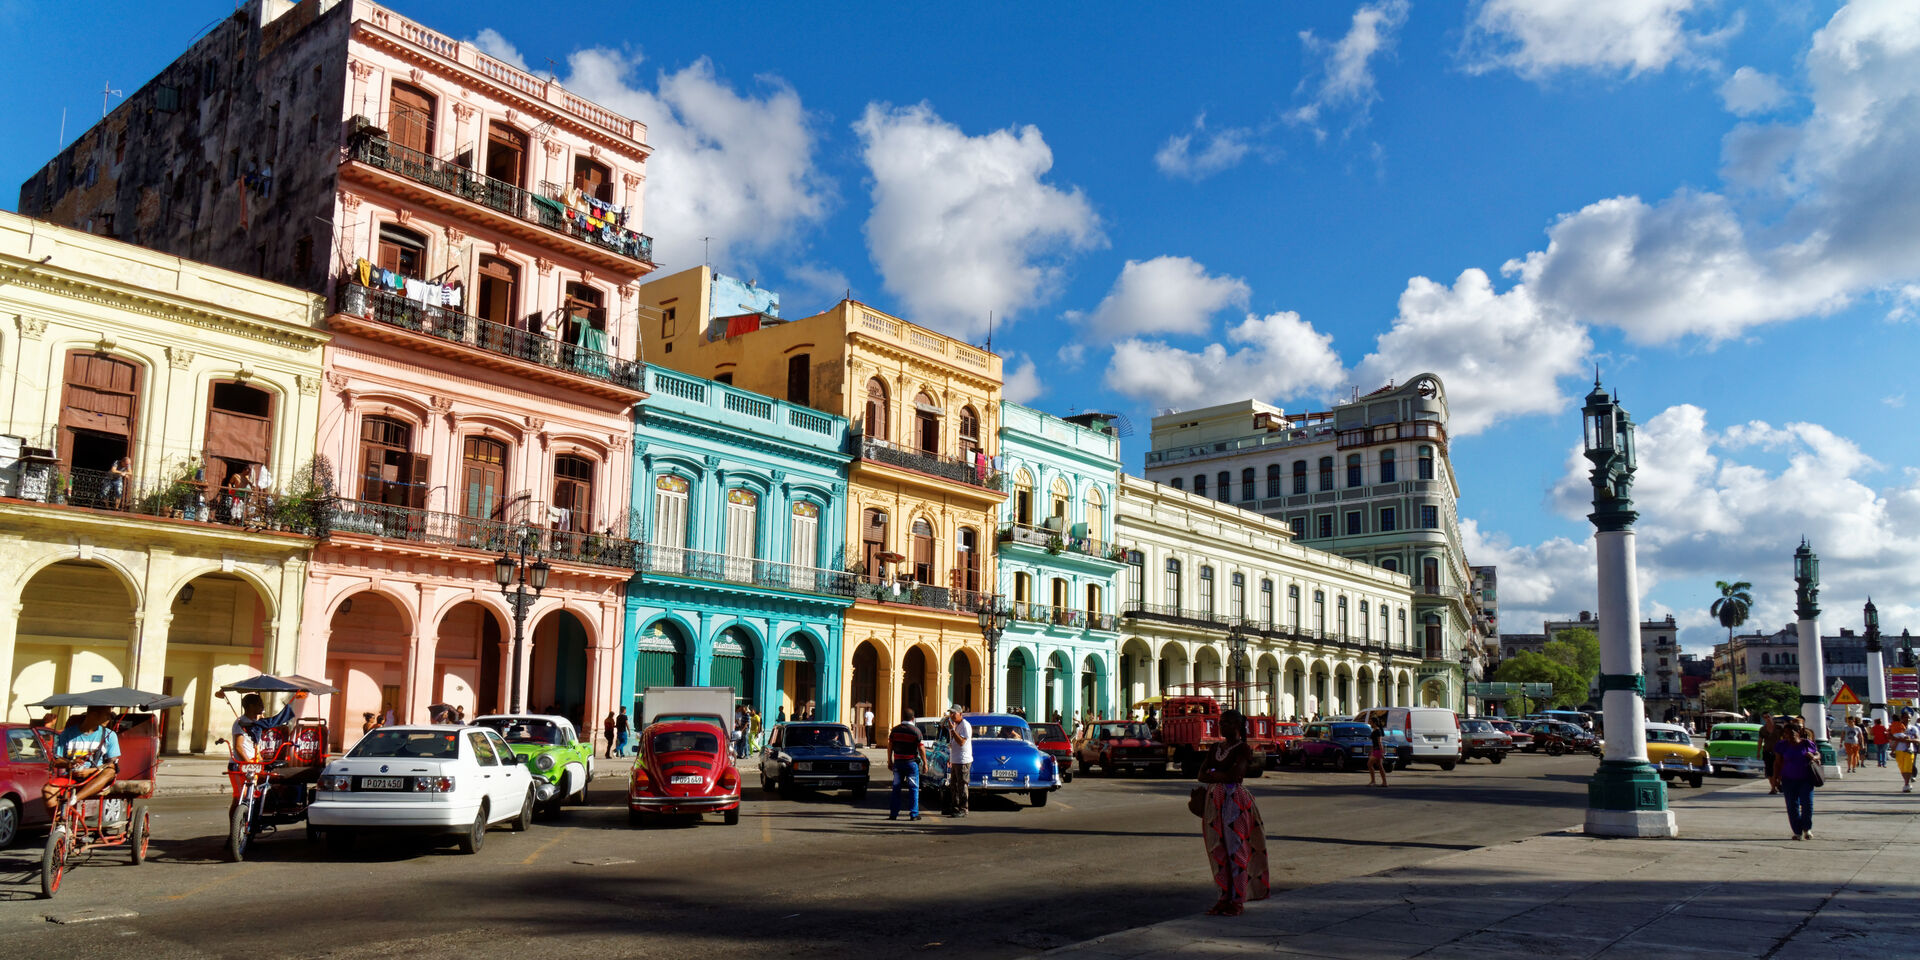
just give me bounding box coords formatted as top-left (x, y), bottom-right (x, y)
top-left (1194, 709), bottom-right (1270, 916)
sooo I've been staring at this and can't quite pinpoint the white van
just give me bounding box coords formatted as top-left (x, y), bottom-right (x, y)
top-left (1351, 707), bottom-right (1460, 770)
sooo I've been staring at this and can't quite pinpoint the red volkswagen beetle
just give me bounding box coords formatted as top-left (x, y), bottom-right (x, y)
top-left (628, 687), bottom-right (742, 827)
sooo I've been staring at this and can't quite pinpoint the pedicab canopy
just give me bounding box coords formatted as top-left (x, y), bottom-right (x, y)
top-left (30, 686), bottom-right (185, 711)
top-left (217, 674), bottom-right (339, 696)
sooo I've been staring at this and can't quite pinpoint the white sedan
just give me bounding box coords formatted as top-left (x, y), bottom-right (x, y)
top-left (309, 725), bottom-right (536, 854)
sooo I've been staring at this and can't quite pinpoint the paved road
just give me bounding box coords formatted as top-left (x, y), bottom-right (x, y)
top-left (0, 754), bottom-right (1742, 958)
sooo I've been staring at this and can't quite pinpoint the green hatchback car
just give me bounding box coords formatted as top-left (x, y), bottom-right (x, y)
top-left (1706, 722), bottom-right (1764, 777)
top-left (474, 714), bottom-right (595, 813)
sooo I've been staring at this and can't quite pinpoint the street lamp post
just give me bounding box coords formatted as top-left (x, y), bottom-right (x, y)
top-left (1580, 378), bottom-right (1677, 838)
top-left (1227, 627), bottom-right (1249, 713)
top-left (494, 539), bottom-right (551, 715)
top-left (978, 601), bottom-right (1010, 713)
top-left (1793, 539), bottom-right (1842, 778)
top-left (1865, 598), bottom-right (1889, 726)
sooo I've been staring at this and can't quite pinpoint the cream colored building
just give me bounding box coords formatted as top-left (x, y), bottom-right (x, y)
top-left (0, 211), bottom-right (327, 752)
top-left (1114, 475), bottom-right (1420, 718)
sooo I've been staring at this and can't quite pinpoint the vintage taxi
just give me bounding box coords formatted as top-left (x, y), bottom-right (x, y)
top-left (1645, 721), bottom-right (1711, 787)
top-left (472, 714), bottom-right (594, 814)
top-left (1073, 720), bottom-right (1174, 776)
top-left (1706, 722), bottom-right (1764, 777)
top-left (925, 713), bottom-right (1061, 808)
top-left (628, 687), bottom-right (742, 827)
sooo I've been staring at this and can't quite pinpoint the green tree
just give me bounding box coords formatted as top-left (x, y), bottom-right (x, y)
top-left (1494, 652), bottom-right (1588, 708)
top-left (1711, 580), bottom-right (1754, 643)
top-left (1700, 678), bottom-right (1738, 713)
top-left (1737, 680), bottom-right (1802, 718)
top-left (1543, 627), bottom-right (1602, 684)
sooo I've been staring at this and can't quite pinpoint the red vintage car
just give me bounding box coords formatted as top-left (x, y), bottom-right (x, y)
top-left (2, 722), bottom-right (55, 848)
top-left (1073, 720), bottom-right (1174, 777)
top-left (1029, 722), bottom-right (1074, 783)
top-left (628, 720), bottom-right (741, 827)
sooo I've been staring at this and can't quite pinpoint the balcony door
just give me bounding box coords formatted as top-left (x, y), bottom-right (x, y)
top-left (863, 378), bottom-right (889, 441)
top-left (552, 453), bottom-right (593, 538)
top-left (911, 519), bottom-right (934, 585)
top-left (485, 122), bottom-right (526, 189)
top-left (861, 508), bottom-right (888, 580)
top-left (913, 392), bottom-right (939, 456)
top-left (652, 475), bottom-right (690, 572)
top-left (955, 527), bottom-right (978, 594)
top-left (204, 380), bottom-right (273, 490)
top-left (376, 223), bottom-right (426, 280)
top-left (358, 416), bottom-right (422, 508)
top-left (59, 350), bottom-right (141, 477)
top-left (389, 82), bottom-right (435, 155)
top-left (573, 156), bottom-right (612, 203)
top-left (789, 502), bottom-right (819, 570)
top-left (460, 437), bottom-right (508, 547)
top-left (724, 489), bottom-right (759, 583)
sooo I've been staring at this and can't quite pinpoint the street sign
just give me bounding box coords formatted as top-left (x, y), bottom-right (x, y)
top-left (1889, 668), bottom-right (1918, 698)
top-left (1830, 683), bottom-right (1861, 706)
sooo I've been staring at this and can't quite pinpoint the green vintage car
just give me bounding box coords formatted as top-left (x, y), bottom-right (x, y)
top-left (1706, 722), bottom-right (1764, 777)
top-left (474, 714), bottom-right (595, 812)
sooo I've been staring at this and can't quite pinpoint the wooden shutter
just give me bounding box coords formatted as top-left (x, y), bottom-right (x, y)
top-left (408, 454), bottom-right (431, 510)
top-left (390, 83), bottom-right (435, 154)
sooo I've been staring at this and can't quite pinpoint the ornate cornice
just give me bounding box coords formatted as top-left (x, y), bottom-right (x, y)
top-left (0, 263), bottom-right (327, 353)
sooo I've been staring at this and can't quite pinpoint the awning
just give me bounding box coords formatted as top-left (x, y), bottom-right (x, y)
top-left (219, 674), bottom-right (339, 695)
top-left (31, 686), bottom-right (184, 711)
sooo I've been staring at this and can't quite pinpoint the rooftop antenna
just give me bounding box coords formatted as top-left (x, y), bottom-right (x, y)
top-left (58, 107), bottom-right (66, 147)
top-left (102, 82), bottom-right (123, 118)
top-left (543, 57), bottom-right (560, 83)
top-left (700, 236), bottom-right (713, 266)
top-left (986, 310), bottom-right (995, 353)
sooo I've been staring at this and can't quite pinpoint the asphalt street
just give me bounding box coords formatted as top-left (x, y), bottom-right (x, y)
top-left (0, 753), bottom-right (1744, 959)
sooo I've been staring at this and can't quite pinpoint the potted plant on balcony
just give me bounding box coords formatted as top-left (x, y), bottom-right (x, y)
top-left (1045, 533), bottom-right (1065, 555)
top-left (1108, 544), bottom-right (1129, 562)
top-left (48, 471), bottom-right (69, 505)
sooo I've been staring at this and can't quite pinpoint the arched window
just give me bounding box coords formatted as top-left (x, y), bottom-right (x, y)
top-left (572, 155), bottom-right (612, 203)
top-left (1397, 609), bottom-right (1408, 647)
top-left (1336, 596), bottom-right (1349, 637)
top-left (1318, 457), bottom-right (1334, 491)
top-left (652, 474), bottom-right (690, 554)
top-left (861, 507), bottom-right (889, 576)
top-left (1380, 449), bottom-right (1396, 483)
top-left (1267, 464), bottom-right (1282, 498)
top-left (1292, 460), bottom-right (1307, 495)
top-left (1381, 557), bottom-right (1399, 573)
top-left (1086, 485), bottom-right (1105, 541)
top-left (911, 518), bottom-right (935, 584)
top-left (1313, 590), bottom-right (1326, 633)
top-left (1013, 469), bottom-right (1035, 525)
top-left (1231, 573), bottom-right (1246, 617)
top-left (358, 415), bottom-right (416, 506)
top-left (1165, 558), bottom-right (1182, 608)
top-left (485, 121), bottom-right (526, 189)
top-left (864, 377), bottom-right (889, 440)
top-left (460, 436), bottom-right (508, 520)
top-left (1288, 585), bottom-right (1301, 628)
top-left (1199, 565), bottom-right (1215, 616)
top-left (790, 501), bottom-right (820, 569)
top-left (551, 454), bottom-right (594, 533)
top-left (1216, 471), bottom-right (1230, 502)
top-left (376, 222), bottom-right (427, 279)
top-left (1360, 600), bottom-right (1371, 639)
top-left (1418, 446), bottom-right (1435, 480)
top-left (913, 390), bottom-right (940, 455)
top-left (1049, 477), bottom-right (1071, 524)
top-left (1347, 454), bottom-right (1363, 488)
top-left (1171, 477), bottom-right (1184, 491)
top-left (205, 380), bottom-right (273, 486)
top-left (1241, 467), bottom-right (1256, 501)
top-left (1761, 653), bottom-right (1770, 665)
top-left (724, 488), bottom-right (760, 580)
top-left (1381, 604), bottom-right (1391, 640)
top-left (959, 406), bottom-right (981, 458)
top-left (1260, 578), bottom-right (1274, 623)
top-left (1422, 557), bottom-right (1441, 591)
top-left (389, 81), bottom-right (436, 154)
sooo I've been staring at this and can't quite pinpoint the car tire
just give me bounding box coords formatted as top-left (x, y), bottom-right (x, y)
top-left (1078, 758), bottom-right (1092, 776)
top-left (510, 790), bottom-right (534, 832)
top-left (456, 802), bottom-right (488, 855)
top-left (1333, 752), bottom-right (1350, 772)
top-left (1396, 758), bottom-right (1411, 771)
top-left (326, 829), bottom-right (355, 855)
top-left (777, 776), bottom-right (795, 800)
top-left (0, 797), bottom-right (19, 849)
top-left (1030, 789), bottom-right (1049, 808)
top-left (1440, 761), bottom-right (1456, 771)
top-left (1491, 754), bottom-right (1504, 765)
top-left (723, 807), bottom-right (740, 826)
top-left (851, 785), bottom-right (868, 802)
top-left (628, 808), bottom-right (648, 828)
top-left (1689, 774), bottom-right (1704, 789)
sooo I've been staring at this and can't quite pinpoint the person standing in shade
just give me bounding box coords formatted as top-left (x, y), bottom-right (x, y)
top-left (602, 712), bottom-right (617, 759)
top-left (615, 708), bottom-right (631, 757)
top-left (1197, 709), bottom-right (1269, 916)
top-left (1758, 713), bottom-right (1781, 794)
top-left (1774, 723), bottom-right (1821, 840)
top-left (944, 706), bottom-right (972, 818)
top-left (887, 708), bottom-right (926, 821)
top-left (1366, 718), bottom-right (1389, 788)
top-left (864, 704), bottom-right (876, 747)
top-left (1872, 717), bottom-right (1891, 767)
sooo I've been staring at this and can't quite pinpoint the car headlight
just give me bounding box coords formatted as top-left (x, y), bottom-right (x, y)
top-left (533, 753), bottom-right (556, 772)
top-left (852, 760), bottom-right (868, 770)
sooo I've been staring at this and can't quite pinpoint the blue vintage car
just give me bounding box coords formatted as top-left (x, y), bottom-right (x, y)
top-left (924, 713), bottom-right (1062, 808)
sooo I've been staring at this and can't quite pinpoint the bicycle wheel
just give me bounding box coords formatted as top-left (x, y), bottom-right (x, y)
top-left (41, 825), bottom-right (70, 899)
top-left (130, 802), bottom-right (151, 865)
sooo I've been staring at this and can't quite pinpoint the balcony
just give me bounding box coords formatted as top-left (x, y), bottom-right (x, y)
top-left (852, 575), bottom-right (1000, 617)
top-left (326, 499), bottom-right (641, 571)
top-left (334, 283), bottom-right (643, 398)
top-left (1009, 601), bottom-right (1120, 632)
top-left (342, 131), bottom-right (653, 268)
top-left (640, 544), bottom-right (854, 601)
top-left (6, 464), bottom-right (320, 536)
top-left (996, 522), bottom-right (1127, 563)
top-left (853, 435), bottom-right (1003, 492)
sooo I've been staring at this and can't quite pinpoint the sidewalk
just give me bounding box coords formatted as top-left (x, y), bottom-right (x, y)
top-left (1027, 764), bottom-right (1920, 959)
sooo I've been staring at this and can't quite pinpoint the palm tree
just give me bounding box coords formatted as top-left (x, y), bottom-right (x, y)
top-left (1712, 580), bottom-right (1754, 713)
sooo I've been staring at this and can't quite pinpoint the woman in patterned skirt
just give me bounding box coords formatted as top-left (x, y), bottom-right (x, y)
top-left (1198, 709), bottom-right (1270, 916)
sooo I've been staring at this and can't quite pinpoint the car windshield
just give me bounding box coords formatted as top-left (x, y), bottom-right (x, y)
top-left (1648, 729), bottom-right (1692, 744)
top-left (1462, 720), bottom-right (1491, 732)
top-left (1031, 723), bottom-right (1065, 741)
top-left (349, 730), bottom-right (460, 759)
top-left (973, 723), bottom-right (1031, 741)
top-left (1329, 723), bottom-right (1371, 738)
top-left (475, 718), bottom-right (563, 745)
top-left (1092, 723), bottom-right (1151, 739)
top-left (1276, 724), bottom-right (1302, 735)
top-left (1712, 727), bottom-right (1759, 742)
top-left (784, 725), bottom-right (850, 748)
top-left (652, 730), bottom-right (720, 754)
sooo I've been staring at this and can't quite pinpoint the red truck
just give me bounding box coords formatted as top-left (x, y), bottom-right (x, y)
top-left (1159, 685), bottom-right (1274, 777)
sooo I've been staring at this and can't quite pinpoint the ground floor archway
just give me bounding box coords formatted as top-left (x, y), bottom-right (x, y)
top-left (631, 619), bottom-right (692, 718)
top-left (901, 644), bottom-right (934, 719)
top-left (709, 626), bottom-right (760, 714)
top-left (947, 648), bottom-right (978, 712)
top-left (530, 610), bottom-right (592, 727)
top-left (11, 560), bottom-right (139, 722)
top-left (778, 631), bottom-right (823, 721)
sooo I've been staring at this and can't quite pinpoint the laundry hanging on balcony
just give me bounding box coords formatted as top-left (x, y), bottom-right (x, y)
top-left (353, 259), bottom-right (463, 309)
top-left (569, 314), bottom-right (611, 377)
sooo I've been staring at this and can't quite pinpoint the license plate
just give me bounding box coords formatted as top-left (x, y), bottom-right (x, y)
top-left (670, 774), bottom-right (704, 785)
top-left (360, 777), bottom-right (405, 790)
top-left (991, 770), bottom-right (1017, 781)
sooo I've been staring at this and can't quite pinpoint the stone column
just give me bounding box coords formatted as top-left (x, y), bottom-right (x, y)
top-left (0, 601), bottom-right (20, 722)
top-left (1793, 540), bottom-right (1841, 779)
top-left (1866, 599), bottom-right (1889, 725)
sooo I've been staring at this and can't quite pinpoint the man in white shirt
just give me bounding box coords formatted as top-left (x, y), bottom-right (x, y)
top-left (863, 705), bottom-right (876, 747)
top-left (944, 706), bottom-right (972, 818)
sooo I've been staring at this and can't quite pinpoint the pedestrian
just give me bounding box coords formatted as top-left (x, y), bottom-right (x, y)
top-left (887, 708), bottom-right (926, 821)
top-left (1197, 709), bottom-right (1269, 916)
top-left (864, 704), bottom-right (876, 747)
top-left (1366, 718), bottom-right (1389, 788)
top-left (603, 712), bottom-right (617, 759)
top-left (616, 708), bottom-right (631, 757)
top-left (1145, 706), bottom-right (1159, 735)
top-left (381, 702), bottom-right (396, 727)
top-left (1872, 717), bottom-right (1890, 767)
top-left (1842, 717), bottom-right (1861, 773)
top-left (106, 456), bottom-right (132, 510)
top-left (453, 705), bottom-right (465, 725)
top-left (1759, 713), bottom-right (1781, 794)
top-left (804, 699), bottom-right (817, 721)
top-left (361, 711), bottom-right (378, 734)
top-left (944, 705), bottom-right (972, 818)
top-left (1896, 722), bottom-right (1919, 792)
top-left (1773, 722), bottom-right (1821, 840)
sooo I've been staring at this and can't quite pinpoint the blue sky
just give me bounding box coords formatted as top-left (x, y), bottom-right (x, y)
top-left (6, 1), bottom-right (1920, 654)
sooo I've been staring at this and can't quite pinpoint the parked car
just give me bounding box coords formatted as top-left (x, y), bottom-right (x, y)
top-left (759, 722), bottom-right (869, 800)
top-left (1029, 722), bottom-right (1074, 783)
top-left (1284, 721), bottom-right (1411, 771)
top-left (1073, 720), bottom-right (1174, 776)
top-left (472, 714), bottom-right (594, 814)
top-left (924, 713), bottom-right (1061, 808)
top-left (1706, 723), bottom-right (1764, 777)
top-left (1, 722), bottom-right (53, 848)
top-left (309, 725), bottom-right (535, 855)
top-left (1645, 722), bottom-right (1711, 788)
top-left (1528, 721), bottom-right (1601, 757)
top-left (1351, 707), bottom-right (1461, 770)
top-left (1488, 719), bottom-right (1533, 752)
top-left (1459, 718), bottom-right (1512, 764)
top-left (628, 687), bottom-right (741, 827)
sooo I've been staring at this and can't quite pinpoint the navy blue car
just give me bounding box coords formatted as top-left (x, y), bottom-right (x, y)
top-left (923, 713), bottom-right (1062, 808)
top-left (758, 723), bottom-right (870, 800)
top-left (1284, 721), bottom-right (1413, 771)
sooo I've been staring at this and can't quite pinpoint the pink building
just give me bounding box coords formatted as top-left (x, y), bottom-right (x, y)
top-left (21, 0), bottom-right (657, 742)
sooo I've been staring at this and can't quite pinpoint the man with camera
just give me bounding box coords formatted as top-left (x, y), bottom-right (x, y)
top-left (943, 705), bottom-right (972, 818)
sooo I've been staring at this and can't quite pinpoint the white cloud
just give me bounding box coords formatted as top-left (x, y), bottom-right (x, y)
top-left (1155, 113), bottom-right (1255, 180)
top-left (1056, 342), bottom-right (1088, 369)
top-left (1355, 269), bottom-right (1592, 436)
top-left (560, 51), bottom-right (830, 273)
top-left (1884, 393), bottom-right (1907, 409)
top-left (472, 29), bottom-right (530, 71)
top-left (1003, 354), bottom-right (1044, 404)
top-left (855, 103), bottom-right (1104, 340)
top-left (1720, 66), bottom-right (1791, 115)
top-left (1462, 0), bottom-right (1732, 80)
top-left (1103, 310), bottom-right (1345, 412)
top-left (1079, 256), bottom-right (1250, 340)
top-left (1891, 284), bottom-right (1920, 322)
top-left (1288, 0), bottom-right (1410, 137)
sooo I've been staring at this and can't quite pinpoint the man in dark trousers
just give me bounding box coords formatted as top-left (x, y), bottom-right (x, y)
top-left (943, 705), bottom-right (972, 818)
top-left (615, 708), bottom-right (631, 757)
top-left (887, 708), bottom-right (927, 821)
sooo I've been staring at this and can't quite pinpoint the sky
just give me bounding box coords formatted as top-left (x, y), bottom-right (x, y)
top-left (5, 0), bottom-right (1920, 655)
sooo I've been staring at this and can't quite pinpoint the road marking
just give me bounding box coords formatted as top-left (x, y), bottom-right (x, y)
top-left (762, 811), bottom-right (773, 844)
top-left (46, 907), bottom-right (138, 924)
top-left (521, 828), bottom-right (570, 865)
top-left (163, 864), bottom-right (253, 901)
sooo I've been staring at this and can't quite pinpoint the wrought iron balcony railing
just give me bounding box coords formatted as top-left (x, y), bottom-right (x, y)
top-left (337, 283), bottom-right (643, 391)
top-left (852, 575), bottom-right (1000, 616)
top-left (1009, 601), bottom-right (1119, 632)
top-left (853, 435), bottom-right (1002, 490)
top-left (641, 544), bottom-right (855, 599)
top-left (345, 132), bottom-right (653, 263)
top-left (996, 522), bottom-right (1127, 562)
top-left (9, 465), bottom-right (322, 535)
top-left (326, 498), bottom-right (641, 570)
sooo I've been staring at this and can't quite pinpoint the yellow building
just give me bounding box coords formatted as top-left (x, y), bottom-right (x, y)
top-left (637, 266), bottom-right (1005, 729)
top-left (0, 211), bottom-right (328, 752)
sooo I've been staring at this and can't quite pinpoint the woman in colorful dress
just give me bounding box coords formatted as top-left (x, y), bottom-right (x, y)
top-left (1198, 709), bottom-right (1270, 916)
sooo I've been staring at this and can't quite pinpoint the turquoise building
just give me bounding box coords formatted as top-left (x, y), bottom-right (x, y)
top-left (626, 365), bottom-right (853, 722)
top-left (994, 403), bottom-right (1127, 722)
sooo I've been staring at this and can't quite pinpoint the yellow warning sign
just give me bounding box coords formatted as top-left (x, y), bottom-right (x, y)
top-left (1830, 682), bottom-right (1861, 706)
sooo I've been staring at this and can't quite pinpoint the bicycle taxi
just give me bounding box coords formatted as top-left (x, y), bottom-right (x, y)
top-left (29, 685), bottom-right (177, 899)
top-left (217, 673), bottom-right (334, 861)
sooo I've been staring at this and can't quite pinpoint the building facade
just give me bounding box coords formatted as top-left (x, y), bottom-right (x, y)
top-left (0, 211), bottom-right (328, 753)
top-left (1142, 374), bottom-right (1480, 712)
top-left (23, 1), bottom-right (659, 740)
top-left (1114, 475), bottom-right (1419, 719)
top-left (627, 363), bottom-right (853, 723)
top-left (993, 403), bottom-right (1126, 721)
top-left (1545, 611), bottom-right (1684, 718)
top-left (636, 267), bottom-right (1005, 730)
